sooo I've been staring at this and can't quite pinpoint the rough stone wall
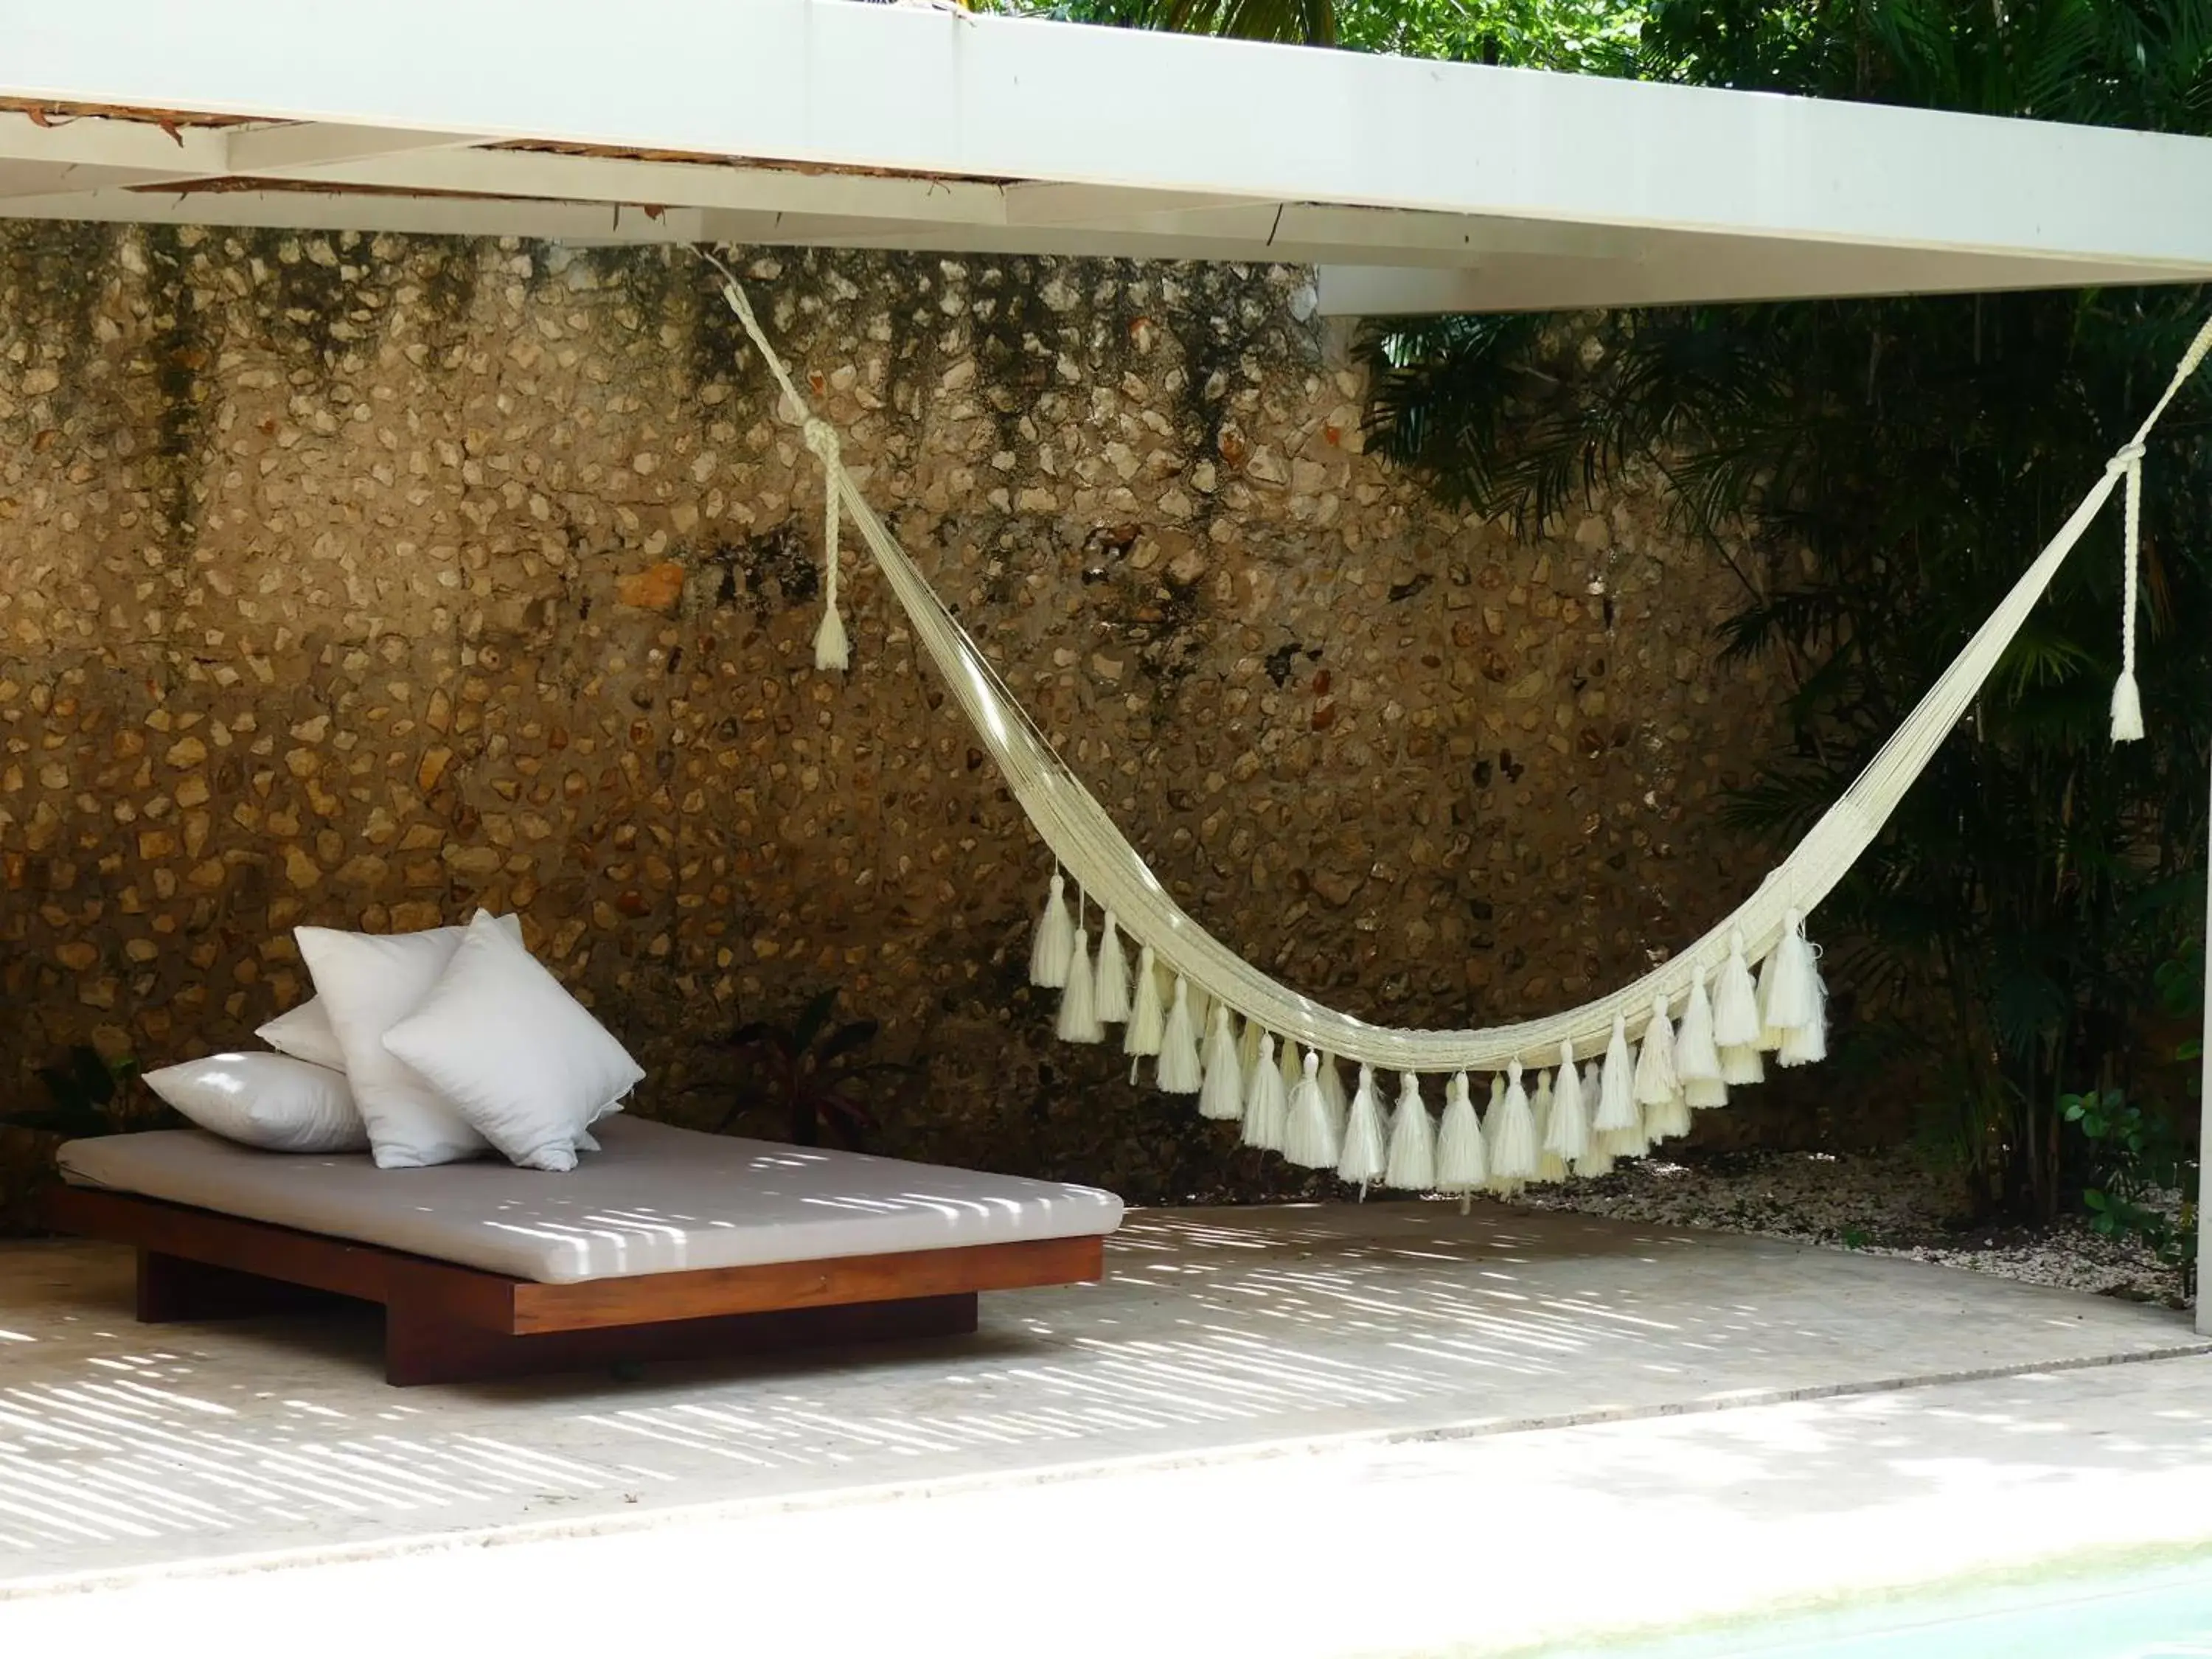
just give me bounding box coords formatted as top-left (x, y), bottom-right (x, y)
top-left (0, 223), bottom-right (1792, 1208)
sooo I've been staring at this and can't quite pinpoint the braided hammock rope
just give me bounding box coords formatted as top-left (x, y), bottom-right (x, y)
top-left (711, 257), bottom-right (2211, 1189)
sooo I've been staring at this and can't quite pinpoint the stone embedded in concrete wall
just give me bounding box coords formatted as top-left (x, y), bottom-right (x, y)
top-left (0, 224), bottom-right (1786, 1208)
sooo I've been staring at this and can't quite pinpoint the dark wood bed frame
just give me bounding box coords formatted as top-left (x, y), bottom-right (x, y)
top-left (47, 1185), bottom-right (1105, 1386)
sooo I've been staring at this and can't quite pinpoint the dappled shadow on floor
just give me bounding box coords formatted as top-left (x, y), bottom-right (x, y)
top-left (1501, 1362), bottom-right (2212, 1527)
top-left (0, 1202), bottom-right (2195, 1578)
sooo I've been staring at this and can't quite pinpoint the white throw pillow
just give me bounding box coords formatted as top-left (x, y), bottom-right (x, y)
top-left (294, 912), bottom-right (525, 1169)
top-left (382, 909), bottom-right (641, 1172)
top-left (144, 1052), bottom-right (370, 1153)
top-left (256, 997), bottom-right (347, 1071)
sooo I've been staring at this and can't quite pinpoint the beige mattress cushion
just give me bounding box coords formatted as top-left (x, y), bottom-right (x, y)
top-left (58, 1117), bottom-right (1124, 1284)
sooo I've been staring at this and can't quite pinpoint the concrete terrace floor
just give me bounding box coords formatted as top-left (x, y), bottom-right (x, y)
top-left (1, 1201), bottom-right (2205, 1627)
top-left (10, 1360), bottom-right (2212, 1658)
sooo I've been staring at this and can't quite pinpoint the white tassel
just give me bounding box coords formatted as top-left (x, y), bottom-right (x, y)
top-left (1282, 1050), bottom-right (1339, 1169)
top-left (1241, 1034), bottom-right (1289, 1152)
top-left (813, 604), bottom-right (849, 673)
top-left (2111, 444), bottom-right (2145, 744)
top-left (1645, 1088), bottom-right (1692, 1145)
top-left (1713, 929), bottom-right (1762, 1049)
top-left (1055, 925), bottom-right (1102, 1043)
top-left (1278, 1034), bottom-right (1301, 1096)
top-left (1481, 1074), bottom-right (1521, 1194)
top-left (2110, 671), bottom-right (2144, 743)
top-left (1545, 1045), bottom-right (1590, 1164)
top-left (1682, 983), bottom-right (1731, 1097)
top-left (1686, 1075), bottom-right (1729, 1109)
top-left (1719, 1043), bottom-right (1766, 1087)
top-left (1338, 1065), bottom-right (1387, 1185)
top-left (1677, 969), bottom-right (1722, 1084)
top-left (1489, 1060), bottom-right (1539, 1181)
top-left (1197, 1004), bottom-right (1244, 1120)
top-left (1778, 964), bottom-right (1829, 1068)
top-left (1597, 1117), bottom-right (1649, 1161)
top-left (1124, 944), bottom-right (1164, 1058)
top-left (1093, 911), bottom-right (1130, 1024)
top-left (1574, 1143), bottom-right (1617, 1179)
top-left (1762, 909), bottom-right (1820, 1035)
top-left (1435, 1072), bottom-right (1487, 1193)
top-left (1754, 949), bottom-right (1784, 1053)
top-left (1319, 1054), bottom-right (1349, 1146)
top-left (1634, 995), bottom-right (1678, 1107)
top-left (1029, 872), bottom-right (1072, 988)
top-left (1593, 1014), bottom-right (1639, 1132)
top-left (1384, 1073), bottom-right (1436, 1191)
top-left (802, 418), bottom-right (850, 671)
top-left (1155, 976), bottom-right (1202, 1094)
top-left (1533, 1068), bottom-right (1567, 1182)
top-left (1238, 1014), bottom-right (1263, 1078)
top-left (1189, 984), bottom-right (1214, 1056)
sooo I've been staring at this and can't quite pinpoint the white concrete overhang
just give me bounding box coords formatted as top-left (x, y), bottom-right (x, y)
top-left (1, 0), bottom-right (2208, 314)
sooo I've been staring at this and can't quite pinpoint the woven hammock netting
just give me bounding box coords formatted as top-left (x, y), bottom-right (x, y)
top-left (710, 254), bottom-right (2211, 1194)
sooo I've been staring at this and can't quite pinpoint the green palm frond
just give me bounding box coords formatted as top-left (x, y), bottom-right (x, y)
top-left (1360, 0), bottom-right (2212, 1222)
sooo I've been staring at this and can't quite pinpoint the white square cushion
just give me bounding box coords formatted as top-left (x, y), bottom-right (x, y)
top-left (381, 909), bottom-right (641, 1172)
top-left (142, 1052), bottom-right (369, 1153)
top-left (294, 912), bottom-right (524, 1169)
top-left (255, 997), bottom-right (347, 1071)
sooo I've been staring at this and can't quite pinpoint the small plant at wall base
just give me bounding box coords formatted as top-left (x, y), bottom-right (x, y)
top-left (698, 989), bottom-right (919, 1152)
top-left (4, 1046), bottom-right (152, 1138)
top-left (0, 1046), bottom-right (170, 1237)
top-left (2062, 1088), bottom-right (2196, 1301)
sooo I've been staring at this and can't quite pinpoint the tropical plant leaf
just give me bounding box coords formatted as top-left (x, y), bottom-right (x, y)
top-left (818, 1020), bottom-right (883, 1067)
top-left (793, 988), bottom-right (840, 1054)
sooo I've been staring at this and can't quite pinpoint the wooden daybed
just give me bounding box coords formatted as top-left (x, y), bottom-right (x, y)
top-left (49, 1119), bottom-right (1122, 1385)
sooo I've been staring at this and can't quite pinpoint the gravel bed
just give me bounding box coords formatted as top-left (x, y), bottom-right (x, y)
top-left (1509, 1148), bottom-right (2191, 1310)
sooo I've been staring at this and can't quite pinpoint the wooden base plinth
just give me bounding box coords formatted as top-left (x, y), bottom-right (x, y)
top-left (49, 1183), bottom-right (1099, 1387)
top-left (384, 1291), bottom-right (978, 1385)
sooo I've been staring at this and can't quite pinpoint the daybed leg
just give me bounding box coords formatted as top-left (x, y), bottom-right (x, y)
top-left (384, 1301), bottom-right (512, 1388)
top-left (135, 1249), bottom-right (349, 1323)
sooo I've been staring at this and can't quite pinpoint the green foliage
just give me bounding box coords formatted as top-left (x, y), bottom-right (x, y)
top-left (1639, 0), bottom-right (2212, 126)
top-left (700, 988), bottom-right (919, 1151)
top-left (1365, 1), bottom-right (2212, 1219)
top-left (1012, 0), bottom-right (1643, 69)
top-left (2, 1046), bottom-right (146, 1138)
top-left (2064, 1086), bottom-right (2195, 1295)
top-left (2159, 936), bottom-right (2206, 1066)
top-left (1011, 0), bottom-right (1340, 44)
top-left (1341, 0), bottom-right (1641, 68)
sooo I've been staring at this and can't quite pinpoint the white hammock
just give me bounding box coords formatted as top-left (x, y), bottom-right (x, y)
top-left (709, 254), bottom-right (2210, 1189)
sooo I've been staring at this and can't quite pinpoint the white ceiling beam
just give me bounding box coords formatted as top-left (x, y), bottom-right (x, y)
top-left (0, 108), bottom-right (223, 178)
top-left (0, 159), bottom-right (170, 200)
top-left (3, 3), bottom-right (2211, 308)
top-left (1001, 184), bottom-right (1262, 228)
top-left (4, 185), bottom-right (2204, 310)
top-left (0, 186), bottom-right (712, 244)
top-left (4, 0), bottom-right (2212, 276)
top-left (223, 122), bottom-right (481, 175)
top-left (1281, 204), bottom-right (1646, 264)
top-left (1316, 248), bottom-right (2194, 315)
top-left (297, 144), bottom-right (1008, 226)
top-left (0, 110), bottom-right (487, 198)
